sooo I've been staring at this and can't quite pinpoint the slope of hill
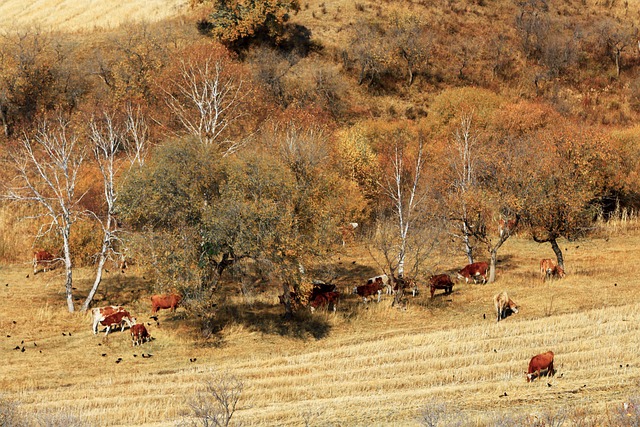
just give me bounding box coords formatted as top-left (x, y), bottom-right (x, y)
top-left (1, 231), bottom-right (640, 425)
top-left (0, 0), bottom-right (187, 31)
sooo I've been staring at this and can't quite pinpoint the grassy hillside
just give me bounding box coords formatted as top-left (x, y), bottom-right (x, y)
top-left (0, 0), bottom-right (187, 31)
top-left (2, 227), bottom-right (640, 425)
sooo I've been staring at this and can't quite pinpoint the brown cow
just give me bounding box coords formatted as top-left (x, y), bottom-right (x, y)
top-left (392, 276), bottom-right (419, 297)
top-left (92, 305), bottom-right (126, 334)
top-left (100, 310), bottom-right (136, 337)
top-left (33, 250), bottom-right (56, 275)
top-left (540, 259), bottom-right (565, 281)
top-left (151, 294), bottom-right (182, 314)
top-left (493, 291), bottom-right (518, 322)
top-left (130, 324), bottom-right (151, 346)
top-left (309, 291), bottom-right (340, 313)
top-left (367, 274), bottom-right (392, 295)
top-left (428, 274), bottom-right (454, 298)
top-left (527, 351), bottom-right (556, 382)
top-left (353, 281), bottom-right (384, 303)
top-left (457, 262), bottom-right (489, 284)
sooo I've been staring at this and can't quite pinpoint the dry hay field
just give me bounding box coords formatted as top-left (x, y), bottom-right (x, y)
top-left (2, 228), bottom-right (640, 426)
top-left (0, 0), bottom-right (188, 32)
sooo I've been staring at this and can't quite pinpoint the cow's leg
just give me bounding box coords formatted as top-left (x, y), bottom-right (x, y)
top-left (376, 290), bottom-right (381, 303)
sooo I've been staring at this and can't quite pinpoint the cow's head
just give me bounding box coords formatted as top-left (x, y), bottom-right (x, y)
top-left (352, 286), bottom-right (358, 294)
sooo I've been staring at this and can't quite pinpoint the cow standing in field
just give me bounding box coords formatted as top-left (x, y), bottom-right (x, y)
top-left (33, 250), bottom-right (56, 275)
top-left (527, 351), bottom-right (556, 382)
top-left (493, 291), bottom-right (519, 322)
top-left (353, 280), bottom-right (384, 303)
top-left (428, 274), bottom-right (454, 298)
top-left (540, 259), bottom-right (565, 282)
top-left (151, 294), bottom-right (182, 314)
top-left (309, 291), bottom-right (340, 313)
top-left (99, 310), bottom-right (136, 337)
top-left (457, 262), bottom-right (489, 284)
top-left (130, 324), bottom-right (151, 346)
top-left (366, 274), bottom-right (391, 295)
top-left (92, 305), bottom-right (126, 334)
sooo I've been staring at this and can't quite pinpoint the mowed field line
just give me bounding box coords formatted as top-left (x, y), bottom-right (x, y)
top-left (3, 298), bottom-right (640, 425)
top-left (2, 232), bottom-right (640, 425)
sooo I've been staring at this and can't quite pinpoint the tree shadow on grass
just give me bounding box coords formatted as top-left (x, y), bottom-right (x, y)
top-left (197, 301), bottom-right (332, 345)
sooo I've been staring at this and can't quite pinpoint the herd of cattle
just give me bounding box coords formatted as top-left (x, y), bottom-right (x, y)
top-left (276, 257), bottom-right (563, 382)
top-left (89, 293), bottom-right (182, 346)
top-left (31, 248), bottom-right (561, 381)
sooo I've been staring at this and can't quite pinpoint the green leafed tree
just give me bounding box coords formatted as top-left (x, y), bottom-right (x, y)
top-left (197, 0), bottom-right (301, 51)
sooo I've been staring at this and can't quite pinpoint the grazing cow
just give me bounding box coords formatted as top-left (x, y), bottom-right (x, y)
top-left (91, 305), bottom-right (126, 334)
top-left (310, 282), bottom-right (338, 299)
top-left (429, 274), bottom-right (454, 298)
top-left (493, 291), bottom-right (519, 322)
top-left (353, 280), bottom-right (384, 303)
top-left (367, 274), bottom-right (392, 295)
top-left (33, 250), bottom-right (56, 275)
top-left (527, 351), bottom-right (556, 382)
top-left (393, 276), bottom-right (419, 297)
top-left (540, 259), bottom-right (565, 281)
top-left (151, 293), bottom-right (182, 314)
top-left (309, 291), bottom-right (340, 313)
top-left (457, 262), bottom-right (489, 284)
top-left (130, 324), bottom-right (150, 346)
top-left (100, 310), bottom-right (136, 337)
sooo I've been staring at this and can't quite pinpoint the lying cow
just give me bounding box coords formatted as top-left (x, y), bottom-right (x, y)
top-left (457, 262), bottom-right (489, 284)
top-left (541, 258), bottom-right (565, 281)
top-left (92, 305), bottom-right (126, 334)
top-left (100, 310), bottom-right (136, 337)
top-left (428, 274), bottom-right (454, 298)
top-left (309, 291), bottom-right (340, 313)
top-left (130, 324), bottom-right (151, 346)
top-left (527, 351), bottom-right (556, 382)
top-left (493, 291), bottom-right (518, 322)
top-left (353, 281), bottom-right (384, 303)
top-left (33, 250), bottom-right (56, 275)
top-left (151, 293), bottom-right (182, 314)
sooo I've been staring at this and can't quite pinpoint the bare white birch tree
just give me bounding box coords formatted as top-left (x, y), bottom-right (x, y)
top-left (450, 113), bottom-right (479, 264)
top-left (82, 114), bottom-right (121, 311)
top-left (165, 58), bottom-right (247, 156)
top-left (5, 116), bottom-right (85, 312)
top-left (382, 138), bottom-right (428, 278)
top-left (82, 108), bottom-right (150, 311)
top-left (124, 104), bottom-right (149, 168)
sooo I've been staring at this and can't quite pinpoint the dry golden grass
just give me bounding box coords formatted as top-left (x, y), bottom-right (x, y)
top-left (1, 230), bottom-right (640, 425)
top-left (0, 0), bottom-right (187, 32)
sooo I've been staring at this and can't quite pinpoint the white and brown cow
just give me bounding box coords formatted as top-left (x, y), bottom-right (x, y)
top-left (100, 310), bottom-right (136, 337)
top-left (493, 291), bottom-right (519, 322)
top-left (366, 274), bottom-right (391, 295)
top-left (33, 250), bottom-right (56, 275)
top-left (353, 280), bottom-right (384, 303)
top-left (91, 305), bottom-right (126, 334)
top-left (130, 324), bottom-right (151, 346)
top-left (457, 262), bottom-right (489, 284)
top-left (540, 258), bottom-right (565, 281)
